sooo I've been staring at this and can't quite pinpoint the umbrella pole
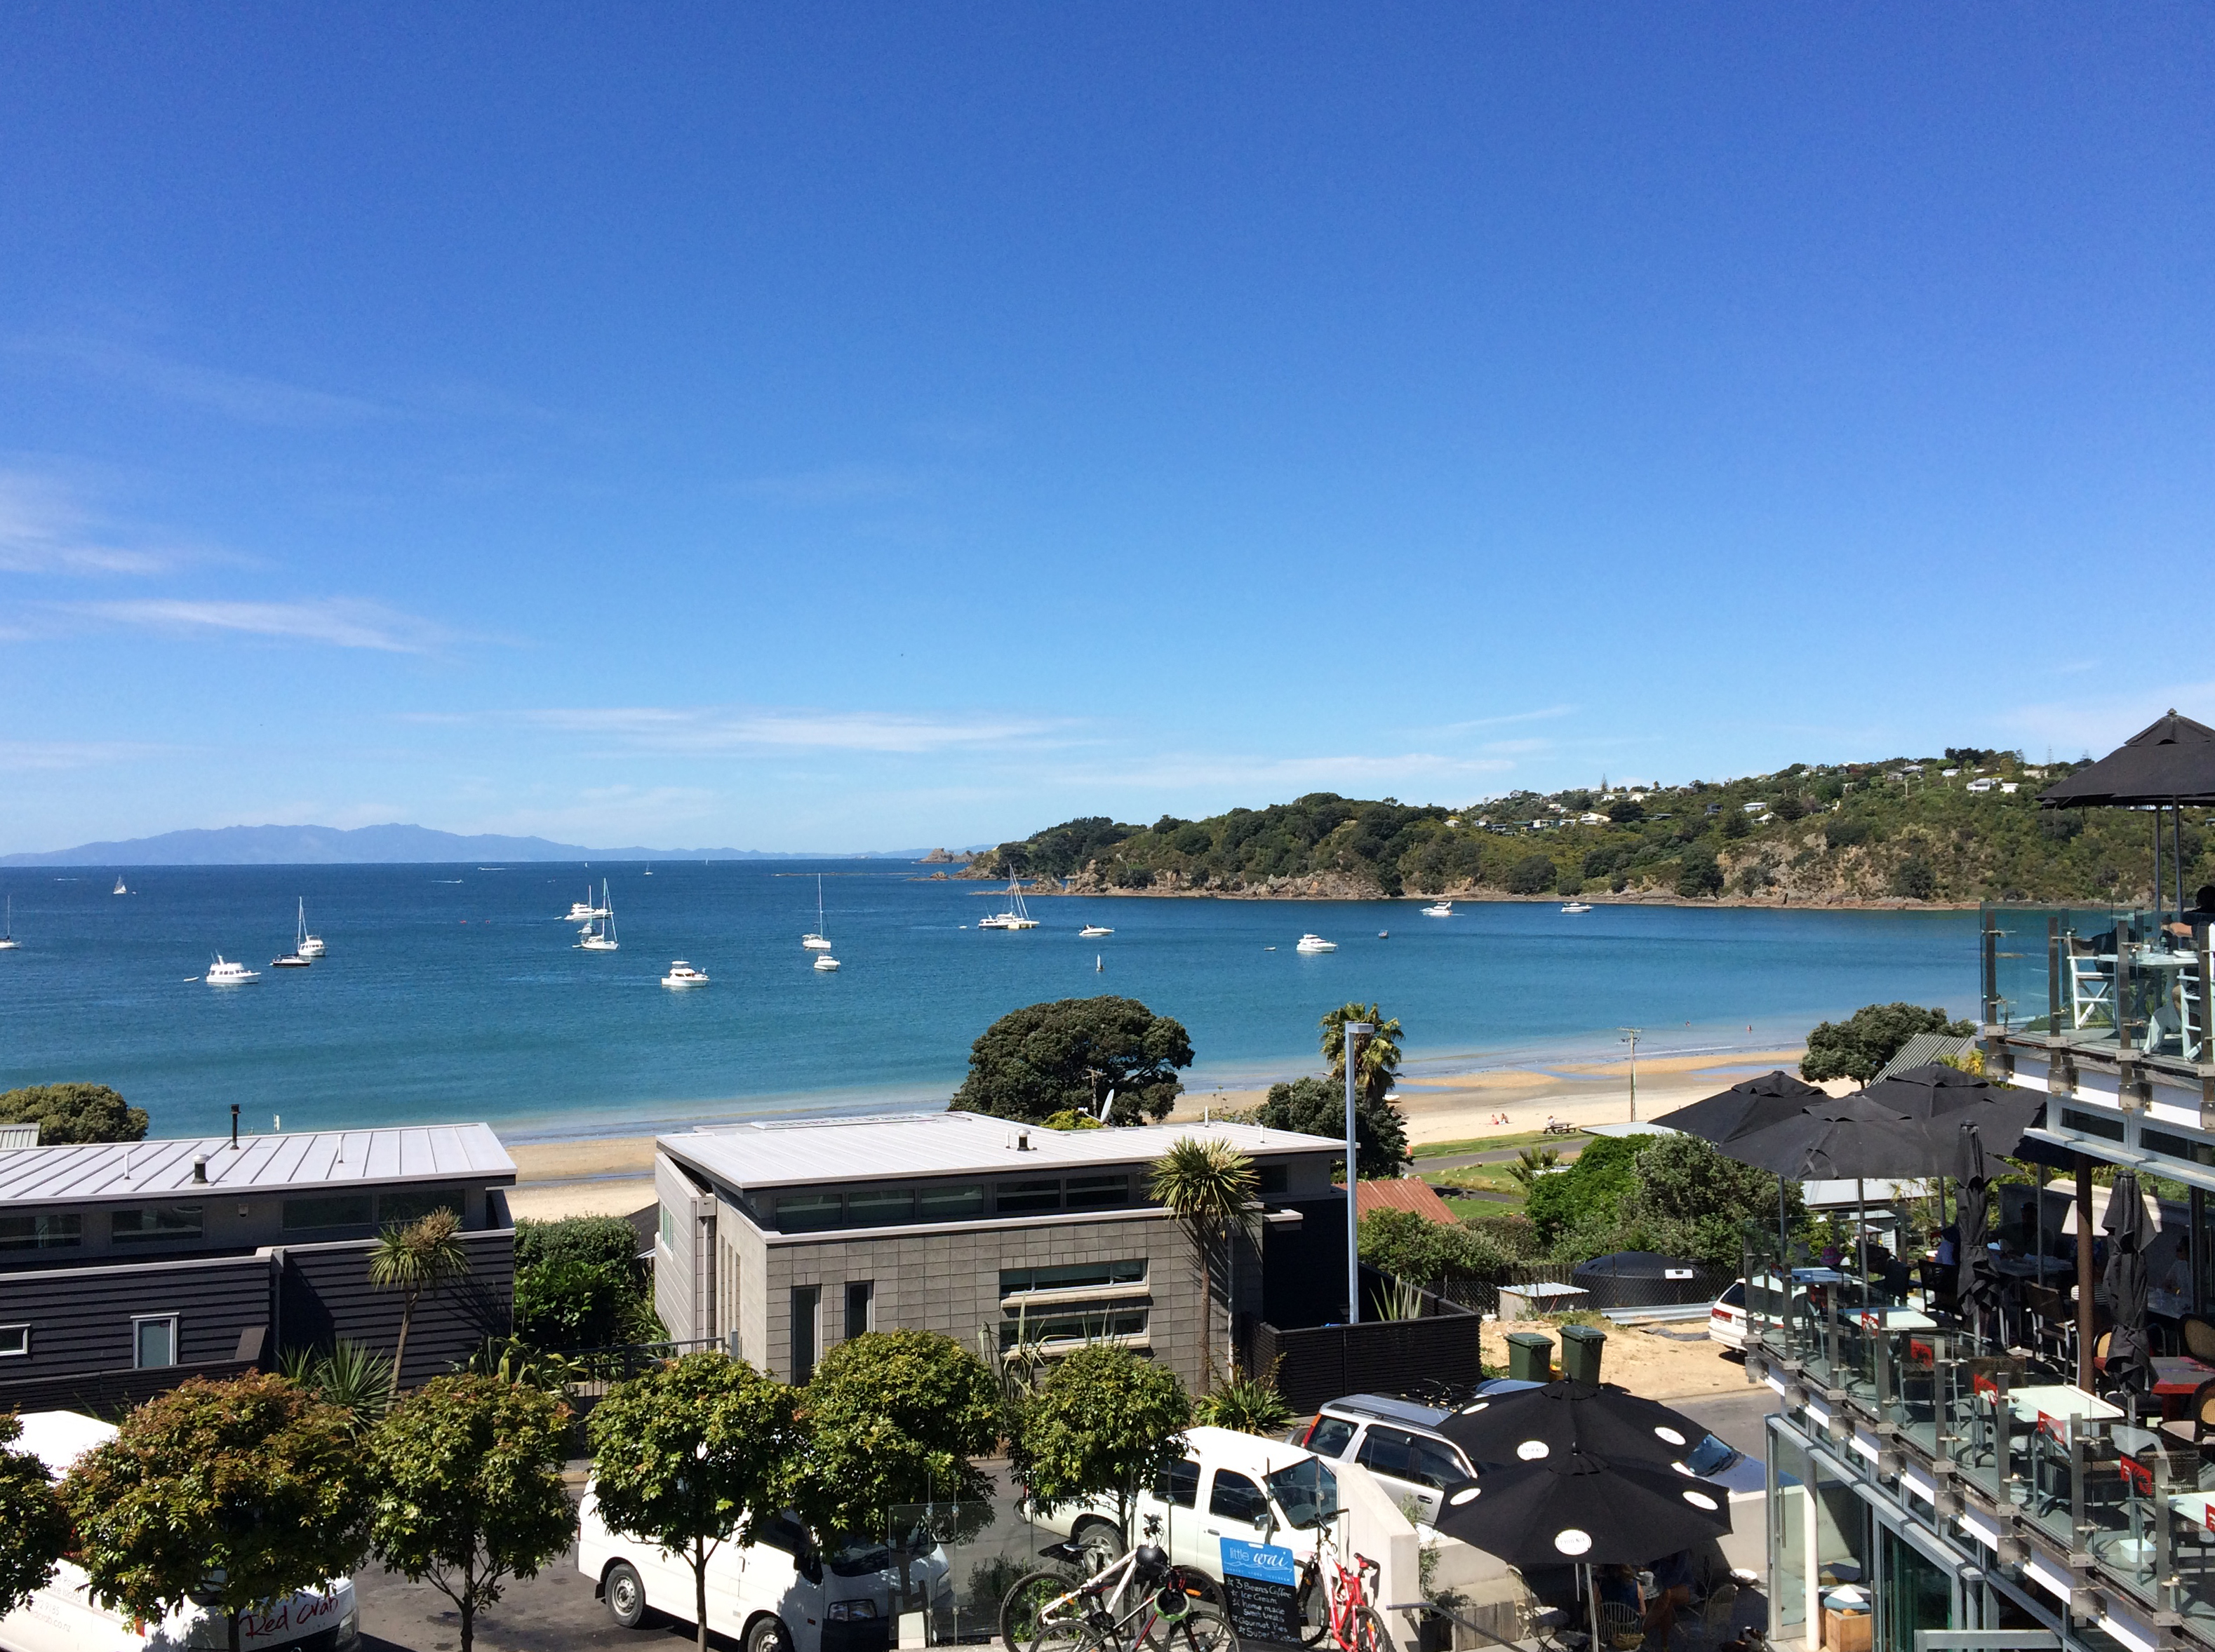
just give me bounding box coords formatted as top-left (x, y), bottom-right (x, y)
top-left (1858, 1178), bottom-right (1868, 1314)
top-left (2076, 1153), bottom-right (2096, 1390)
top-left (1587, 1563), bottom-right (1601, 1652)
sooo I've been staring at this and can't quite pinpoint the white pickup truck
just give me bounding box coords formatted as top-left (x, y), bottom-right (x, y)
top-left (577, 1489), bottom-right (955, 1652)
top-left (0, 1411), bottom-right (360, 1652)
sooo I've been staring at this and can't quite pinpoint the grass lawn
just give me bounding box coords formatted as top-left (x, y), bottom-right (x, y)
top-left (1441, 1193), bottom-right (1519, 1221)
top-left (1412, 1129), bottom-right (1572, 1160)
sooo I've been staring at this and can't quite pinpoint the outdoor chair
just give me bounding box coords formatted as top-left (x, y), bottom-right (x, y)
top-left (1683, 1583), bottom-right (1740, 1651)
top-left (2067, 936), bottom-right (2116, 1033)
top-left (2159, 1379), bottom-right (2215, 1455)
top-left (1599, 1602), bottom-right (1646, 1651)
top-left (2183, 1319), bottom-right (2215, 1364)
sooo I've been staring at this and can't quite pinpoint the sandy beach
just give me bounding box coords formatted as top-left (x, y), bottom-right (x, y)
top-left (502, 1048), bottom-right (1823, 1221)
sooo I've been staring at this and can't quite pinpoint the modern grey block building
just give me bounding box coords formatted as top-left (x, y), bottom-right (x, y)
top-left (653, 1112), bottom-right (1347, 1389)
top-left (0, 1124), bottom-right (518, 1406)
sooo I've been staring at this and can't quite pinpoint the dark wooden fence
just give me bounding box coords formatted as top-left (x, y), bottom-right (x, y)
top-left (0, 1355), bottom-right (263, 1418)
top-left (1247, 1273), bottom-right (1484, 1413)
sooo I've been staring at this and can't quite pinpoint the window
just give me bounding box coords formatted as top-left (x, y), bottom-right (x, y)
top-left (916, 1185), bottom-right (984, 1222)
top-left (1000, 1303), bottom-right (1148, 1348)
top-left (2060, 1108), bottom-right (2126, 1143)
top-left (1304, 1417), bottom-right (1356, 1458)
top-left (112, 1205), bottom-right (203, 1244)
top-left (1153, 1456), bottom-right (1200, 1509)
top-left (1207, 1470), bottom-right (1270, 1525)
top-left (0, 1325), bottom-right (26, 1357)
top-left (791, 1286), bottom-right (822, 1383)
top-left (1259, 1164), bottom-right (1290, 1197)
top-left (133, 1315), bottom-right (177, 1369)
top-left (776, 1194), bottom-right (845, 1233)
top-left (1263, 1458), bottom-right (1340, 1529)
top-left (378, 1190), bottom-right (460, 1226)
top-left (1001, 1260), bottom-right (1147, 1296)
top-left (1356, 1427), bottom-right (1464, 1491)
top-left (996, 1180), bottom-right (1062, 1215)
top-left (2145, 1129), bottom-right (2215, 1167)
top-left (1062, 1174), bottom-right (1129, 1210)
top-left (848, 1188), bottom-right (915, 1226)
top-left (660, 1204), bottom-right (678, 1251)
top-left (283, 1194), bottom-right (373, 1231)
top-left (845, 1280), bottom-right (874, 1341)
top-left (0, 1213), bottom-right (81, 1251)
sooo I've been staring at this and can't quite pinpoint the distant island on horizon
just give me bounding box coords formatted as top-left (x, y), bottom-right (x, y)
top-left (0, 822), bottom-right (986, 867)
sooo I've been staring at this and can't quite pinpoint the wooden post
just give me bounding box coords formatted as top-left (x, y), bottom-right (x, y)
top-left (2077, 1153), bottom-right (2096, 1390)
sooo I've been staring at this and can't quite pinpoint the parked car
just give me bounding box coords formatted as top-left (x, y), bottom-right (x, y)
top-left (577, 1491), bottom-right (953, 1652)
top-left (0, 1411), bottom-right (360, 1652)
top-left (1295, 1385), bottom-right (1765, 1520)
top-left (1026, 1423), bottom-right (1344, 1590)
top-left (1710, 1272), bottom-right (1814, 1354)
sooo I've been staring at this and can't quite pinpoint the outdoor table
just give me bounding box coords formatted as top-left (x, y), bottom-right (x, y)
top-left (2150, 1357), bottom-right (2215, 1397)
top-left (2170, 1493), bottom-right (2215, 1535)
top-left (1993, 1256), bottom-right (2075, 1280)
top-left (1858, 1307), bottom-right (1937, 1331)
top-left (2005, 1384), bottom-right (2124, 1425)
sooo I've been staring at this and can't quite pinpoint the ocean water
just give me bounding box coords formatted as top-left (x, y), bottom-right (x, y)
top-left (0, 863), bottom-right (1979, 1141)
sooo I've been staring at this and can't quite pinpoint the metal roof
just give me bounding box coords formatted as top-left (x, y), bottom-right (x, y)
top-left (1872, 1031), bottom-right (1978, 1082)
top-left (0, 1124), bottom-right (516, 1207)
top-left (664, 1110), bottom-right (1339, 1190)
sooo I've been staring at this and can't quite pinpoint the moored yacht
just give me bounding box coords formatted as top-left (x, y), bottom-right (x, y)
top-left (576, 880), bottom-right (620, 950)
top-left (1294, 933), bottom-right (1337, 953)
top-left (1560, 901), bottom-right (1593, 914)
top-left (802, 874), bottom-right (834, 949)
top-left (294, 897), bottom-right (326, 958)
top-left (979, 880), bottom-right (1038, 929)
top-left (566, 885), bottom-right (612, 922)
top-left (1079, 923), bottom-right (1113, 937)
top-left (812, 953), bottom-right (841, 972)
top-left (0, 896), bottom-right (16, 951)
top-left (662, 960), bottom-right (710, 988)
top-left (1421, 901), bottom-right (1453, 917)
top-left (205, 955), bottom-right (260, 985)
top-left (113, 876), bottom-right (128, 896)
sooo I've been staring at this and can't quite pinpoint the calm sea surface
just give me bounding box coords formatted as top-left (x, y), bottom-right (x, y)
top-left (0, 862), bottom-right (1979, 1141)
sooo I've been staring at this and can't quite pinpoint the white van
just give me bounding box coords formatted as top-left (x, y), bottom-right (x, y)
top-left (0, 1411), bottom-right (360, 1652)
top-left (577, 1489), bottom-right (954, 1652)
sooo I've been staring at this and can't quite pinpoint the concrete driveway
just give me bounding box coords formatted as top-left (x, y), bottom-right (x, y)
top-left (355, 1549), bottom-right (722, 1651)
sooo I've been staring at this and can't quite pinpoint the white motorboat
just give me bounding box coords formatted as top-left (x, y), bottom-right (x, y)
top-left (1421, 901), bottom-right (1453, 918)
top-left (979, 880), bottom-right (1038, 929)
top-left (662, 960), bottom-right (710, 988)
top-left (0, 896), bottom-right (17, 951)
top-left (813, 953), bottom-right (841, 972)
top-left (1295, 934), bottom-right (1337, 953)
top-left (576, 880), bottom-right (620, 950)
top-left (294, 897), bottom-right (326, 958)
top-left (1079, 923), bottom-right (1113, 937)
top-left (565, 884), bottom-right (611, 922)
top-left (272, 952), bottom-right (310, 967)
top-left (205, 955), bottom-right (260, 985)
top-left (113, 876), bottom-right (128, 896)
top-left (1561, 901), bottom-right (1593, 914)
top-left (802, 874), bottom-right (834, 950)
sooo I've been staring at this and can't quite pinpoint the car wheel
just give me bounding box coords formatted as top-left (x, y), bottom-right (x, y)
top-left (1074, 1519), bottom-right (1126, 1574)
top-left (603, 1561), bottom-right (650, 1630)
top-left (747, 1615), bottom-right (794, 1652)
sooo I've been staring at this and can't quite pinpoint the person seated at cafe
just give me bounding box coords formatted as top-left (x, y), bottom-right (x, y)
top-left (1597, 1564), bottom-right (1644, 1621)
top-left (1936, 1224), bottom-right (1960, 1269)
top-left (2164, 885), bottom-right (2215, 940)
top-left (1644, 1551), bottom-right (1696, 1644)
top-left (1874, 1247), bottom-right (1913, 1303)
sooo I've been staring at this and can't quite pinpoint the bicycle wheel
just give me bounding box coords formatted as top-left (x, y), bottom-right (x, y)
top-left (1001, 1569), bottom-right (1089, 1652)
top-left (1348, 1605), bottom-right (1393, 1652)
top-left (1293, 1566), bottom-right (1329, 1648)
top-left (1147, 1599), bottom-right (1241, 1652)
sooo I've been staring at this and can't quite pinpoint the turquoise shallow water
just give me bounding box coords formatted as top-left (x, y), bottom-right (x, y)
top-left (0, 862), bottom-right (1979, 1141)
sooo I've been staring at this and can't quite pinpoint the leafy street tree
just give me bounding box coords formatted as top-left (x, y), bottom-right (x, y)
top-left (587, 1352), bottom-right (801, 1652)
top-left (0, 1082), bottom-right (148, 1143)
top-left (0, 1413), bottom-right (70, 1616)
top-left (1616, 1135), bottom-right (1806, 1267)
top-left (1523, 1135), bottom-right (1647, 1249)
top-left (1010, 1343), bottom-right (1191, 1549)
top-left (368, 1207), bottom-right (471, 1392)
top-left (368, 1374), bottom-right (578, 1652)
top-left (1254, 1076), bottom-right (1408, 1180)
top-left (1320, 1004), bottom-right (1403, 1108)
top-left (1357, 1208), bottom-right (1509, 1285)
top-left (61, 1372), bottom-right (371, 1652)
top-left (795, 1330), bottom-right (1003, 1539)
top-left (951, 996), bottom-right (1194, 1124)
top-left (1149, 1138), bottom-right (1259, 1390)
top-left (1800, 1002), bottom-right (1974, 1085)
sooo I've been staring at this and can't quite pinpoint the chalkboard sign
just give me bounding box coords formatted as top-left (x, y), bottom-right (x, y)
top-left (1219, 1537), bottom-right (1301, 1643)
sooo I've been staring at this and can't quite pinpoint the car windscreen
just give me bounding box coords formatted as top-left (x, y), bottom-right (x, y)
top-left (1682, 1434), bottom-right (1738, 1478)
top-left (1264, 1456), bottom-right (1340, 1529)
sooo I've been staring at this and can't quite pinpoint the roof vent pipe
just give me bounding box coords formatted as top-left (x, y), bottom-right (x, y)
top-left (192, 1154), bottom-right (208, 1184)
top-left (230, 1103), bottom-right (240, 1150)
top-left (1017, 1129), bottom-right (1031, 1152)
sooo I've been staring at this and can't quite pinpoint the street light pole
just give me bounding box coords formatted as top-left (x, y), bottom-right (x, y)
top-left (1344, 1021), bottom-right (1372, 1324)
top-left (1619, 1027), bottom-right (1642, 1122)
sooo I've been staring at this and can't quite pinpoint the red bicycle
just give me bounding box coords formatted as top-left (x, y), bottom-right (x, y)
top-left (1296, 1524), bottom-right (1391, 1652)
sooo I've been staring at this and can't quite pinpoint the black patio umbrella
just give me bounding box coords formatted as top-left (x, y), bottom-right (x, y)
top-left (1954, 1122), bottom-right (2002, 1338)
top-left (1433, 1451), bottom-right (1732, 1651)
top-left (1717, 1093), bottom-right (1927, 1181)
top-left (1438, 1380), bottom-right (1712, 1474)
top-left (2101, 1169), bottom-right (2155, 1402)
top-left (2041, 711), bottom-right (2215, 807)
top-left (1858, 1064), bottom-right (2047, 1171)
top-left (1650, 1070), bottom-right (1829, 1146)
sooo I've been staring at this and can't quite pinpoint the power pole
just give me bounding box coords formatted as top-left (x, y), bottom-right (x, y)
top-left (1619, 1027), bottom-right (1643, 1122)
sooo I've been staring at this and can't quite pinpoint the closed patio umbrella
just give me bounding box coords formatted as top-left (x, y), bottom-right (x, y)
top-left (1954, 1122), bottom-right (2002, 1341)
top-left (2102, 1169), bottom-right (2155, 1402)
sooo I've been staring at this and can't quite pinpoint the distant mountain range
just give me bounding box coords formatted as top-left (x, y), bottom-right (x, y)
top-left (0, 824), bottom-right (969, 866)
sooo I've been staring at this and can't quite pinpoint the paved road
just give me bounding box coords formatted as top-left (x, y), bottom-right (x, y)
top-left (356, 1549), bottom-right (709, 1651)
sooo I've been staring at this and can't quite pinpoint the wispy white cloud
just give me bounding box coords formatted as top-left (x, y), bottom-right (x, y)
top-left (1433, 704), bottom-right (1578, 734)
top-left (64, 598), bottom-right (456, 653)
top-left (11, 336), bottom-right (387, 425)
top-left (0, 472), bottom-right (175, 576)
top-left (1048, 751), bottom-right (1518, 796)
top-left (481, 705), bottom-right (1069, 756)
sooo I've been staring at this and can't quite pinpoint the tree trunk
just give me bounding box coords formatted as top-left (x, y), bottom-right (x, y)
top-left (227, 1610), bottom-right (241, 1652)
top-left (391, 1286), bottom-right (417, 1395)
top-left (695, 1538), bottom-right (711, 1652)
top-left (461, 1593), bottom-right (474, 1652)
top-left (1198, 1228), bottom-right (1215, 1392)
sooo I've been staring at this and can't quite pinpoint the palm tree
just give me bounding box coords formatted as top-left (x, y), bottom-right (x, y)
top-left (1320, 1003), bottom-right (1404, 1106)
top-left (367, 1207), bottom-right (469, 1394)
top-left (1149, 1137), bottom-right (1259, 1393)
top-left (1506, 1146), bottom-right (1560, 1195)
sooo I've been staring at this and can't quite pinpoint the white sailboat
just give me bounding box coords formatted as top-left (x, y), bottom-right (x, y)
top-left (978, 879), bottom-right (1038, 930)
top-left (802, 875), bottom-right (834, 951)
top-left (0, 896), bottom-right (17, 950)
top-left (113, 875), bottom-right (128, 896)
top-left (295, 898), bottom-right (326, 958)
top-left (576, 880), bottom-right (620, 951)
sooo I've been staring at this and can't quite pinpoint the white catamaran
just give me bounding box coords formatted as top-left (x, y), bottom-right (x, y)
top-left (977, 879), bottom-right (1038, 930)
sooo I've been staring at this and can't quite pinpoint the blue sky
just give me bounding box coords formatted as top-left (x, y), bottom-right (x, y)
top-left (3, 8), bottom-right (2210, 852)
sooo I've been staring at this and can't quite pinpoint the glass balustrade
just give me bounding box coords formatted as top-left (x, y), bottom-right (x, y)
top-left (1984, 903), bottom-right (2213, 1067)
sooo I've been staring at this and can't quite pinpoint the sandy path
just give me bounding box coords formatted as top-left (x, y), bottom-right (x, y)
top-left (1483, 1317), bottom-right (1754, 1400)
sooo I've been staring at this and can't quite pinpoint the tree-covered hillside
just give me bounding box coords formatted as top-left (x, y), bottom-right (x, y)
top-left (969, 749), bottom-right (2203, 905)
